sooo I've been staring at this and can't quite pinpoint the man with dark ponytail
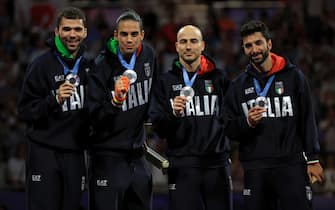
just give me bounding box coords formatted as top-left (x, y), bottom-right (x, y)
top-left (87, 8), bottom-right (157, 210)
top-left (18, 7), bottom-right (91, 210)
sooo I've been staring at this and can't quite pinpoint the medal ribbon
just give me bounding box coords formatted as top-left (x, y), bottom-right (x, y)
top-left (182, 67), bottom-right (197, 87)
top-left (253, 75), bottom-right (275, 97)
top-left (56, 55), bottom-right (82, 75)
top-left (117, 48), bottom-right (136, 70)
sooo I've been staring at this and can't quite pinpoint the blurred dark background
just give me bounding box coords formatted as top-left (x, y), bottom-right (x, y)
top-left (0, 0), bottom-right (335, 209)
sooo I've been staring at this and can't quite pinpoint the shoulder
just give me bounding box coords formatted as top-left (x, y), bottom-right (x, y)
top-left (141, 42), bottom-right (156, 57)
top-left (93, 51), bottom-right (108, 66)
top-left (26, 50), bottom-right (54, 75)
top-left (212, 68), bottom-right (231, 88)
top-left (281, 61), bottom-right (306, 82)
top-left (30, 50), bottom-right (54, 66)
top-left (231, 71), bottom-right (249, 85)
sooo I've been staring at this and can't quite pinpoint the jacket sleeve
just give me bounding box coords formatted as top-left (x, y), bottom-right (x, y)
top-left (298, 72), bottom-right (320, 163)
top-left (223, 82), bottom-right (255, 142)
top-left (144, 52), bottom-right (159, 122)
top-left (149, 75), bottom-right (181, 138)
top-left (17, 61), bottom-right (60, 123)
top-left (87, 57), bottom-right (122, 128)
top-left (217, 70), bottom-right (231, 123)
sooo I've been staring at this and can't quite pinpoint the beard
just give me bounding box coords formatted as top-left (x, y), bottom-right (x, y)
top-left (249, 48), bottom-right (270, 66)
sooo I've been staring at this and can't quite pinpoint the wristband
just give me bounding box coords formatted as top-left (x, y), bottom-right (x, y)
top-left (113, 95), bottom-right (125, 104)
top-left (111, 91), bottom-right (126, 107)
top-left (114, 93), bottom-right (126, 103)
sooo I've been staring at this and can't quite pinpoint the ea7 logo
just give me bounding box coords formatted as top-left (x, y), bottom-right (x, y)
top-left (54, 75), bottom-right (64, 82)
top-left (243, 189), bottom-right (251, 196)
top-left (168, 184), bottom-right (176, 190)
top-left (172, 84), bottom-right (183, 91)
top-left (244, 87), bottom-right (254, 95)
top-left (32, 175), bottom-right (41, 182)
top-left (96, 179), bottom-right (108, 187)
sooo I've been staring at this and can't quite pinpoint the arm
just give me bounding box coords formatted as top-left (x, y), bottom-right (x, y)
top-left (299, 73), bottom-right (324, 183)
top-left (87, 58), bottom-right (125, 127)
top-left (223, 83), bottom-right (259, 141)
top-left (17, 61), bottom-right (60, 122)
top-left (149, 76), bottom-right (181, 138)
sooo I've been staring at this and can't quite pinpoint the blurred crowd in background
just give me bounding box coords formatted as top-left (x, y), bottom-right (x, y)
top-left (0, 0), bottom-right (335, 198)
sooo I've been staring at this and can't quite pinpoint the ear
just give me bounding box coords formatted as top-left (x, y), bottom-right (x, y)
top-left (83, 27), bottom-right (88, 39)
top-left (201, 40), bottom-right (205, 51)
top-left (175, 41), bottom-right (179, 53)
top-left (113, 30), bottom-right (118, 40)
top-left (54, 27), bottom-right (59, 36)
top-left (140, 30), bottom-right (145, 41)
top-left (268, 39), bottom-right (272, 51)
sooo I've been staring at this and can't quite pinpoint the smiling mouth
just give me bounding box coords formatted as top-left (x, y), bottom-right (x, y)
top-left (252, 54), bottom-right (262, 59)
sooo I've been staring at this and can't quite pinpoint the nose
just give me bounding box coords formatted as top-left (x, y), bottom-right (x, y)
top-left (126, 34), bottom-right (133, 43)
top-left (185, 41), bottom-right (192, 49)
top-left (69, 29), bottom-right (76, 37)
top-left (250, 44), bottom-right (259, 54)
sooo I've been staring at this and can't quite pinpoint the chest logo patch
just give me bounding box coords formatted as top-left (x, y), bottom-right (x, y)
top-left (275, 81), bottom-right (284, 95)
top-left (205, 80), bottom-right (214, 93)
top-left (144, 63), bottom-right (151, 77)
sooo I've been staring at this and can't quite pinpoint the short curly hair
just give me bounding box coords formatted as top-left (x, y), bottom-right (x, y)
top-left (240, 20), bottom-right (271, 40)
top-left (55, 7), bottom-right (87, 28)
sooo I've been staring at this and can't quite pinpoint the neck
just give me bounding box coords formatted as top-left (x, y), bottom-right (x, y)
top-left (71, 51), bottom-right (78, 58)
top-left (119, 49), bottom-right (135, 61)
top-left (180, 59), bottom-right (200, 72)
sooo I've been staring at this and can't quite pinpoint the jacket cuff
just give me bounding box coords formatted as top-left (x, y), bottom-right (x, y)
top-left (48, 94), bottom-right (62, 111)
top-left (111, 91), bottom-right (125, 108)
top-left (303, 152), bottom-right (319, 164)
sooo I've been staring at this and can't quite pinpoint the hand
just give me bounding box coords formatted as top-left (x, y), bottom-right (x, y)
top-left (113, 76), bottom-right (130, 103)
top-left (173, 96), bottom-right (187, 117)
top-left (247, 106), bottom-right (267, 127)
top-left (57, 81), bottom-right (75, 104)
top-left (307, 162), bottom-right (324, 184)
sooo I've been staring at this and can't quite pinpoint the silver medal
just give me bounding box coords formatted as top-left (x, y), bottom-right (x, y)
top-left (180, 86), bottom-right (195, 101)
top-left (66, 73), bottom-right (80, 87)
top-left (255, 96), bottom-right (268, 108)
top-left (123, 69), bottom-right (137, 84)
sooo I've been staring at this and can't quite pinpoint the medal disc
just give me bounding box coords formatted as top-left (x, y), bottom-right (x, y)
top-left (123, 70), bottom-right (137, 84)
top-left (180, 86), bottom-right (195, 101)
top-left (255, 96), bottom-right (268, 108)
top-left (66, 74), bottom-right (80, 87)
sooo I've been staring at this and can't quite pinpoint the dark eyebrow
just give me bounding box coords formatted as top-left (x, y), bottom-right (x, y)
top-left (244, 43), bottom-right (252, 48)
top-left (62, 26), bottom-right (84, 31)
top-left (131, 32), bottom-right (139, 36)
top-left (255, 40), bottom-right (263, 45)
top-left (119, 31), bottom-right (140, 36)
